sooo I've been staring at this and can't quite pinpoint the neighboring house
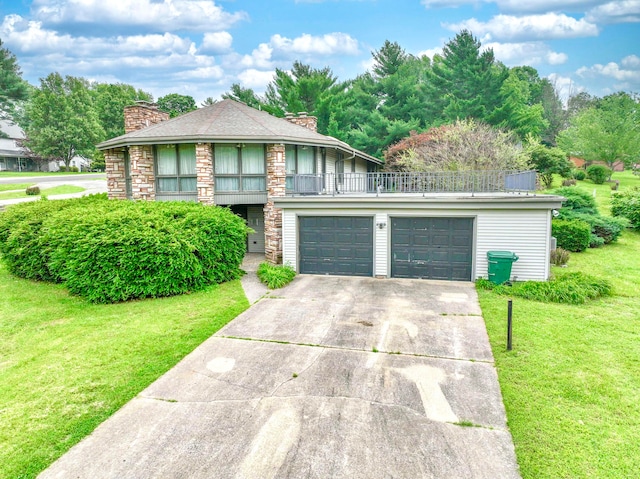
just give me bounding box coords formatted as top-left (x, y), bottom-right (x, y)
top-left (0, 120), bottom-right (34, 172)
top-left (48, 155), bottom-right (91, 172)
top-left (570, 156), bottom-right (624, 172)
top-left (99, 100), bottom-right (563, 282)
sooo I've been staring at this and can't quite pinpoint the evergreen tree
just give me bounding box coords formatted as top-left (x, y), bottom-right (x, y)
top-left (0, 39), bottom-right (29, 119)
top-left (424, 30), bottom-right (507, 123)
top-left (372, 40), bottom-right (409, 78)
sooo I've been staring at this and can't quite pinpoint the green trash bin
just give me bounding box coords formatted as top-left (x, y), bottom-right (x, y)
top-left (487, 251), bottom-right (519, 285)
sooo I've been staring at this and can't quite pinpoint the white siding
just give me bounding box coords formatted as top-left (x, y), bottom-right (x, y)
top-left (355, 157), bottom-right (369, 173)
top-left (375, 213), bottom-right (389, 276)
top-left (325, 150), bottom-right (337, 174)
top-left (282, 210), bottom-right (298, 269)
top-left (476, 210), bottom-right (551, 281)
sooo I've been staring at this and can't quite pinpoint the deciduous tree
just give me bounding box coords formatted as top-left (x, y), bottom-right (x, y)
top-left (24, 73), bottom-right (104, 168)
top-left (157, 93), bottom-right (197, 118)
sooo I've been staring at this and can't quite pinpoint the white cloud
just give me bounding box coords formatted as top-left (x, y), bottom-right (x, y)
top-left (577, 61), bottom-right (638, 81)
top-left (270, 33), bottom-right (359, 55)
top-left (485, 41), bottom-right (568, 65)
top-left (200, 32), bottom-right (233, 54)
top-left (621, 54), bottom-right (640, 68)
top-left (445, 13), bottom-right (599, 41)
top-left (546, 73), bottom-right (583, 103)
top-left (241, 43), bottom-right (274, 69)
top-left (585, 1), bottom-right (640, 23)
top-left (31, 0), bottom-right (247, 32)
top-left (422, 0), bottom-right (605, 13)
top-left (237, 69), bottom-right (275, 89)
top-left (417, 47), bottom-right (443, 59)
top-left (172, 66), bottom-right (224, 80)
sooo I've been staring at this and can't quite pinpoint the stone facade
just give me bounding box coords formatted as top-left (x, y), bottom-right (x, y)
top-left (104, 148), bottom-right (127, 200)
top-left (284, 112), bottom-right (317, 132)
top-left (264, 143), bottom-right (286, 263)
top-left (129, 145), bottom-right (155, 200)
top-left (196, 143), bottom-right (214, 205)
top-left (124, 102), bottom-right (169, 133)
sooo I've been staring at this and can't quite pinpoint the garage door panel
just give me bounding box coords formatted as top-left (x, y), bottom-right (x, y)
top-left (300, 216), bottom-right (373, 277)
top-left (391, 217), bottom-right (473, 281)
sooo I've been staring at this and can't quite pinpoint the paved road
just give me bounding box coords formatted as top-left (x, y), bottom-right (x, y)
top-left (0, 173), bottom-right (105, 184)
top-left (0, 173), bottom-right (107, 207)
top-left (39, 275), bottom-right (521, 479)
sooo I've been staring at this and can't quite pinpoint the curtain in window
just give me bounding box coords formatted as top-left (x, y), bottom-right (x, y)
top-left (214, 145), bottom-right (238, 174)
top-left (216, 177), bottom-right (239, 192)
top-left (180, 177), bottom-right (197, 192)
top-left (242, 145), bottom-right (265, 174)
top-left (243, 177), bottom-right (266, 191)
top-left (179, 144), bottom-right (196, 175)
top-left (297, 147), bottom-right (315, 174)
top-left (157, 145), bottom-right (177, 175)
top-left (158, 178), bottom-right (178, 192)
top-left (285, 145), bottom-right (296, 174)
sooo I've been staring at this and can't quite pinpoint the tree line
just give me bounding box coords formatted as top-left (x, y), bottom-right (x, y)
top-left (1, 31), bottom-right (638, 174)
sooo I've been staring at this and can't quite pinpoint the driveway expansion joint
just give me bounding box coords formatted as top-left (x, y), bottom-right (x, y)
top-left (217, 335), bottom-right (495, 364)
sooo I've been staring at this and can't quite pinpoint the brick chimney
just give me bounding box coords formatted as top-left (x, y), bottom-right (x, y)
top-left (284, 111), bottom-right (317, 133)
top-left (123, 101), bottom-right (170, 133)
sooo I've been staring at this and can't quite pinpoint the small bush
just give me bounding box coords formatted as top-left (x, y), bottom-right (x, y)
top-left (586, 164), bottom-right (610, 184)
top-left (611, 187), bottom-right (640, 228)
top-left (25, 186), bottom-right (40, 196)
top-left (610, 180), bottom-right (619, 191)
top-left (58, 166), bottom-right (66, 172)
top-left (560, 211), bottom-right (628, 245)
top-left (551, 186), bottom-right (597, 215)
top-left (478, 272), bottom-right (612, 304)
top-left (69, 166), bottom-right (79, 172)
top-left (552, 219), bottom-right (591, 252)
top-left (572, 169), bottom-right (586, 180)
top-left (257, 262), bottom-right (296, 289)
top-left (550, 248), bottom-right (570, 266)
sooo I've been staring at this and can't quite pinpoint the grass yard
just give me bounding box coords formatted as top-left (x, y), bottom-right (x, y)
top-left (0, 183), bottom-right (34, 193)
top-left (0, 172), bottom-right (93, 178)
top-left (0, 185), bottom-right (85, 200)
top-left (480, 176), bottom-right (640, 478)
top-left (0, 263), bottom-right (249, 479)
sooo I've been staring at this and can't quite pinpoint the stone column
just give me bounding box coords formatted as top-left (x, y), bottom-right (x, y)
top-left (105, 148), bottom-right (127, 200)
top-left (264, 143), bottom-right (286, 263)
top-left (129, 145), bottom-right (155, 201)
top-left (124, 102), bottom-right (169, 133)
top-left (196, 143), bottom-right (214, 205)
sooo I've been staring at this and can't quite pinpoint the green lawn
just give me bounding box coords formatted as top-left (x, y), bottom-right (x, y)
top-left (0, 263), bottom-right (248, 479)
top-left (0, 185), bottom-right (85, 200)
top-left (0, 172), bottom-right (94, 178)
top-left (0, 183), bottom-right (34, 193)
top-left (480, 178), bottom-right (640, 478)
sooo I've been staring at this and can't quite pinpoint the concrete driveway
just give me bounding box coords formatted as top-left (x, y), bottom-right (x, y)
top-left (39, 275), bottom-right (520, 479)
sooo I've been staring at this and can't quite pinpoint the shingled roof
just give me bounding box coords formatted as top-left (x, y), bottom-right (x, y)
top-left (97, 99), bottom-right (381, 164)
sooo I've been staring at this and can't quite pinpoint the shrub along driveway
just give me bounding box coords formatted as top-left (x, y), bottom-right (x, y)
top-left (40, 276), bottom-right (520, 479)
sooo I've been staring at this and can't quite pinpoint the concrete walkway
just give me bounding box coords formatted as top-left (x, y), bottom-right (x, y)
top-left (39, 274), bottom-right (520, 479)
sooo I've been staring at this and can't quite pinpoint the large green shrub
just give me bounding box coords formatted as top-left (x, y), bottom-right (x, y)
top-left (611, 187), bottom-right (640, 228)
top-left (552, 186), bottom-right (597, 214)
top-left (0, 195), bottom-right (108, 281)
top-left (552, 219), bottom-right (591, 252)
top-left (586, 164), bottom-right (610, 184)
top-left (0, 198), bottom-right (250, 303)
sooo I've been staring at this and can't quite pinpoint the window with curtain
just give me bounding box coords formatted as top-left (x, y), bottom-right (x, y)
top-left (214, 144), bottom-right (266, 192)
top-left (285, 145), bottom-right (316, 190)
top-left (155, 144), bottom-right (197, 194)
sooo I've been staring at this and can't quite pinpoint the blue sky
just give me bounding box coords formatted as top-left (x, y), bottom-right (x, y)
top-left (1, 0), bottom-right (639, 105)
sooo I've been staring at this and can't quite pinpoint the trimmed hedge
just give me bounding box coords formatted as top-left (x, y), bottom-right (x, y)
top-left (0, 197), bottom-right (250, 303)
top-left (611, 187), bottom-right (640, 228)
top-left (552, 219), bottom-right (591, 252)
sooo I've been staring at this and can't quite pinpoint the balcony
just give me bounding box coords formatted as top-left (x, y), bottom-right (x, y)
top-left (286, 170), bottom-right (537, 196)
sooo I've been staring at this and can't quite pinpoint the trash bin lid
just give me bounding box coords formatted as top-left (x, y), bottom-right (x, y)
top-left (487, 250), bottom-right (519, 260)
